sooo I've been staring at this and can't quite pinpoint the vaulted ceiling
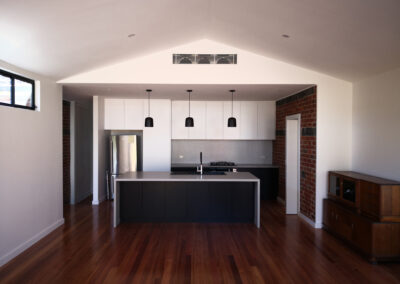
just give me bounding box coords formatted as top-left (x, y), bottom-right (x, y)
top-left (1, 0), bottom-right (399, 82)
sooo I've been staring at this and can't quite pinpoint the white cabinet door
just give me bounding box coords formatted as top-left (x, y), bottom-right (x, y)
top-left (143, 100), bottom-right (171, 171)
top-left (206, 101), bottom-right (224, 139)
top-left (223, 101), bottom-right (241, 139)
top-left (257, 101), bottom-right (276, 140)
top-left (104, 99), bottom-right (124, 129)
top-left (188, 101), bottom-right (206, 139)
top-left (240, 102), bottom-right (258, 139)
top-left (171, 101), bottom-right (189, 139)
top-left (125, 99), bottom-right (144, 130)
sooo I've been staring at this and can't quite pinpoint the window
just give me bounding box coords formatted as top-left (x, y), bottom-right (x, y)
top-left (0, 69), bottom-right (35, 110)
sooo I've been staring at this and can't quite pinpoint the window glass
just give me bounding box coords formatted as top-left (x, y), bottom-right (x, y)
top-left (0, 74), bottom-right (11, 104)
top-left (15, 79), bottom-right (33, 107)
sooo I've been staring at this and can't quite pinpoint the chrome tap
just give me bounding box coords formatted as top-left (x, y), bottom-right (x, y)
top-left (197, 152), bottom-right (203, 175)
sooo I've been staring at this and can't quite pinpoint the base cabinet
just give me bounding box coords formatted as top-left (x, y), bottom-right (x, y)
top-left (170, 166), bottom-right (279, 201)
top-left (323, 199), bottom-right (400, 262)
top-left (236, 168), bottom-right (278, 200)
top-left (120, 181), bottom-right (255, 223)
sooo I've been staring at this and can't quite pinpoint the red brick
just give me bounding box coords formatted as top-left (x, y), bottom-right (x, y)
top-left (273, 89), bottom-right (316, 221)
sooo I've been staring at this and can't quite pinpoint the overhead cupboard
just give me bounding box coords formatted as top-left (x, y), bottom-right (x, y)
top-left (172, 100), bottom-right (275, 140)
top-left (104, 99), bottom-right (145, 130)
top-left (104, 99), bottom-right (275, 140)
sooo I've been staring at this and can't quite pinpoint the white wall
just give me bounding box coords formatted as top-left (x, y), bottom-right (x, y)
top-left (92, 96), bottom-right (107, 205)
top-left (0, 60), bottom-right (63, 266)
top-left (71, 101), bottom-right (93, 203)
top-left (352, 68), bottom-right (400, 181)
top-left (314, 83), bottom-right (352, 227)
top-left (60, 39), bottom-right (353, 226)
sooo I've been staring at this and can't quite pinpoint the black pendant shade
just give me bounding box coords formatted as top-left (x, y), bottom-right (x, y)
top-left (185, 117), bottom-right (194, 127)
top-left (228, 117), bottom-right (237, 127)
top-left (145, 116), bottom-right (154, 127)
top-left (144, 89), bottom-right (154, 127)
top-left (185, 89), bottom-right (194, 127)
top-left (228, 89), bottom-right (237, 127)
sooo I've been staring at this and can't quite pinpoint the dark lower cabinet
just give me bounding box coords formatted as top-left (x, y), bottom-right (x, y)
top-left (120, 182), bottom-right (142, 221)
top-left (237, 168), bottom-right (278, 200)
top-left (142, 182), bottom-right (165, 221)
top-left (171, 166), bottom-right (279, 201)
top-left (187, 183), bottom-right (210, 222)
top-left (231, 183), bottom-right (254, 221)
top-left (165, 183), bottom-right (187, 220)
top-left (120, 181), bottom-right (255, 223)
top-left (209, 183), bottom-right (231, 221)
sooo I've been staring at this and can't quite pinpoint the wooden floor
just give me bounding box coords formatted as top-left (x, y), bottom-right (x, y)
top-left (1, 199), bottom-right (400, 284)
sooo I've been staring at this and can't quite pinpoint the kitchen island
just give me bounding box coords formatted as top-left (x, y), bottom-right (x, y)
top-left (171, 163), bottom-right (278, 200)
top-left (113, 172), bottom-right (260, 228)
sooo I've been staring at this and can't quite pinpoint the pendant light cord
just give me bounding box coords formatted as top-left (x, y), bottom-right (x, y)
top-left (188, 91), bottom-right (191, 117)
top-left (231, 91), bottom-right (234, 116)
top-left (147, 91), bottom-right (150, 116)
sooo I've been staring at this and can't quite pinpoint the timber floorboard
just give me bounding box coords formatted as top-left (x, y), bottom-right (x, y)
top-left (0, 198), bottom-right (400, 283)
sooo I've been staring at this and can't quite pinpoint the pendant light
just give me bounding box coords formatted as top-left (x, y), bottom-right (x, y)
top-left (144, 89), bottom-right (154, 127)
top-left (185, 90), bottom-right (194, 127)
top-left (228, 89), bottom-right (237, 127)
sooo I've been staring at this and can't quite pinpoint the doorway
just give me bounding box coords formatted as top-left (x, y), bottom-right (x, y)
top-left (62, 99), bottom-right (93, 205)
top-left (62, 100), bottom-right (71, 204)
top-left (285, 114), bottom-right (301, 214)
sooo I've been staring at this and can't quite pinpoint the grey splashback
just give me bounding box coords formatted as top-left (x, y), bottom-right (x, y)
top-left (172, 140), bottom-right (272, 164)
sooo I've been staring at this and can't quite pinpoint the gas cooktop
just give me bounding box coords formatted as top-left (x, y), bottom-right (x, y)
top-left (209, 161), bottom-right (236, 166)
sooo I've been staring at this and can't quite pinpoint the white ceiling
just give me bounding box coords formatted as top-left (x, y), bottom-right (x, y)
top-left (1, 0), bottom-right (399, 82)
top-left (63, 84), bottom-right (313, 102)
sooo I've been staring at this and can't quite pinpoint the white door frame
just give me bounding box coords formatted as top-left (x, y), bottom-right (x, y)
top-left (285, 114), bottom-right (301, 214)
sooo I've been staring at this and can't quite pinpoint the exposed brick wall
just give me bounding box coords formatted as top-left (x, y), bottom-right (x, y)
top-left (62, 100), bottom-right (70, 204)
top-left (273, 87), bottom-right (317, 220)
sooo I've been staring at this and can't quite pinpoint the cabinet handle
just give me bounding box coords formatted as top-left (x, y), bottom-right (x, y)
top-left (351, 223), bottom-right (354, 230)
top-left (335, 215), bottom-right (338, 220)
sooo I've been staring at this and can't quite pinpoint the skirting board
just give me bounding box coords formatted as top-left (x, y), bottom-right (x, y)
top-left (298, 212), bottom-right (322, 229)
top-left (92, 194), bottom-right (106, 205)
top-left (0, 218), bottom-right (65, 267)
top-left (276, 197), bottom-right (322, 229)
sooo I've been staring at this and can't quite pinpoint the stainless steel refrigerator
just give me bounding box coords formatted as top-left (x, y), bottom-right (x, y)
top-left (107, 134), bottom-right (142, 199)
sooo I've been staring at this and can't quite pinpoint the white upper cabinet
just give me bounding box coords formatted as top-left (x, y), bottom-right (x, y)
top-left (206, 102), bottom-right (224, 139)
top-left (257, 101), bottom-right (276, 140)
top-left (171, 101), bottom-right (189, 139)
top-left (172, 100), bottom-right (275, 140)
top-left (172, 101), bottom-right (206, 139)
top-left (188, 101), bottom-right (206, 139)
top-left (143, 100), bottom-right (171, 171)
top-left (104, 99), bottom-right (125, 130)
top-left (223, 101), bottom-right (241, 139)
top-left (125, 99), bottom-right (144, 130)
top-left (239, 102), bottom-right (258, 139)
top-left (104, 99), bottom-right (144, 130)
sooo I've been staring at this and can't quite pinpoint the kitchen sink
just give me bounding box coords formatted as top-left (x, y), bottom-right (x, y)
top-left (170, 171), bottom-right (226, 175)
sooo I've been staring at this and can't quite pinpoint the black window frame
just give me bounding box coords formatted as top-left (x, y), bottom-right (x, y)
top-left (0, 68), bottom-right (36, 110)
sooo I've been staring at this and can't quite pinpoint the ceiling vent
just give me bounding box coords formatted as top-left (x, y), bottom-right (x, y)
top-left (173, 54), bottom-right (237, 64)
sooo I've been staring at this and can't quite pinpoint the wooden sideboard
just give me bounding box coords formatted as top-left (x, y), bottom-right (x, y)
top-left (323, 171), bottom-right (400, 262)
